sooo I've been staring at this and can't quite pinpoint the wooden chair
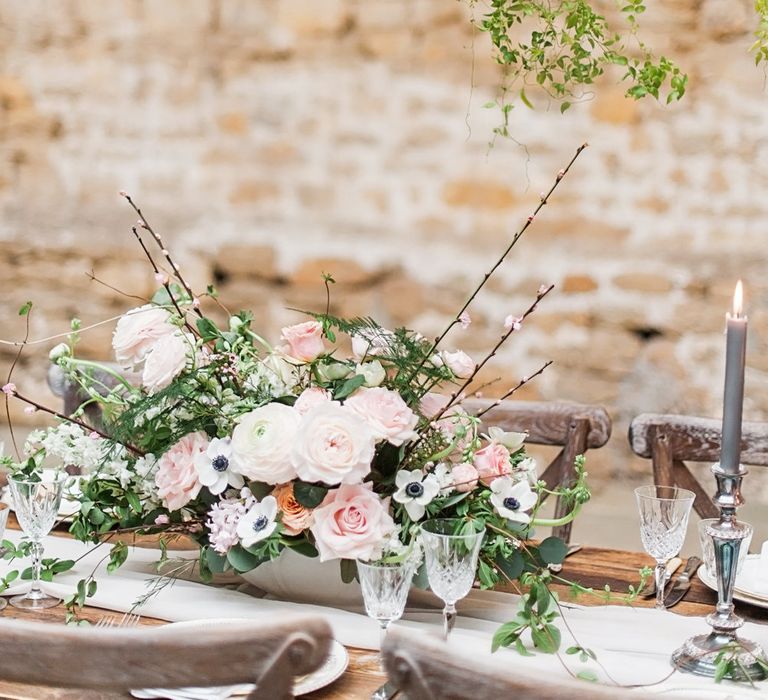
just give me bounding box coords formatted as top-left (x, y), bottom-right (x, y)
top-left (628, 413), bottom-right (768, 519)
top-left (382, 627), bottom-right (654, 700)
top-left (0, 614), bottom-right (331, 699)
top-left (464, 398), bottom-right (612, 542)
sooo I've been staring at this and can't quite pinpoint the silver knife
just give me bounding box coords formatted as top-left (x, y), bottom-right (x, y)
top-left (663, 556), bottom-right (701, 608)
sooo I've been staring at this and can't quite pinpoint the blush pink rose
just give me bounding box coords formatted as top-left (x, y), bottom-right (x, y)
top-left (294, 387), bottom-right (334, 415)
top-left (344, 387), bottom-right (419, 446)
top-left (419, 392), bottom-right (450, 419)
top-left (310, 483), bottom-right (395, 562)
top-left (142, 332), bottom-right (189, 394)
top-left (451, 462), bottom-right (479, 492)
top-left (473, 443), bottom-right (512, 482)
top-left (155, 431), bottom-right (208, 511)
top-left (112, 304), bottom-right (176, 369)
top-left (280, 321), bottom-right (325, 362)
top-left (441, 350), bottom-right (475, 379)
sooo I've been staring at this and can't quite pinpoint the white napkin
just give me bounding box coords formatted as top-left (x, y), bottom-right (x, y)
top-left (1, 532), bottom-right (766, 699)
top-left (757, 541), bottom-right (768, 594)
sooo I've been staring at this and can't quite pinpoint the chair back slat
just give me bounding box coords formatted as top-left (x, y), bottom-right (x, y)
top-left (382, 627), bottom-right (655, 700)
top-left (0, 615), bottom-right (331, 699)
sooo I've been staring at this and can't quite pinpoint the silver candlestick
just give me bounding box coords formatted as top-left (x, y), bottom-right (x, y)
top-left (671, 464), bottom-right (767, 680)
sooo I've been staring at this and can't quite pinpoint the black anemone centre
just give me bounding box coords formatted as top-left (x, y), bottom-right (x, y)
top-left (211, 455), bottom-right (229, 472)
top-left (405, 482), bottom-right (425, 498)
top-left (503, 496), bottom-right (520, 511)
top-left (252, 515), bottom-right (269, 532)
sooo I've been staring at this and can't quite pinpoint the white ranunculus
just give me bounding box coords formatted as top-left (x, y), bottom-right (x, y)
top-left (440, 350), bottom-right (475, 379)
top-left (237, 496), bottom-right (278, 548)
top-left (355, 360), bottom-right (386, 387)
top-left (489, 476), bottom-right (538, 524)
top-left (291, 403), bottom-right (376, 485)
top-left (486, 426), bottom-right (527, 453)
top-left (112, 304), bottom-right (176, 369)
top-left (231, 403), bottom-right (301, 484)
top-left (141, 332), bottom-right (190, 394)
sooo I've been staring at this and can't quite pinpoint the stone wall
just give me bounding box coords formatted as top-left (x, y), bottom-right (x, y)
top-left (1, 0), bottom-right (768, 487)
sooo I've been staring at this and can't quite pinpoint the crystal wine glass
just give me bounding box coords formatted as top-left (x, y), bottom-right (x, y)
top-left (357, 559), bottom-right (416, 644)
top-left (635, 484), bottom-right (695, 610)
top-left (420, 518), bottom-right (485, 639)
top-left (9, 472), bottom-right (66, 609)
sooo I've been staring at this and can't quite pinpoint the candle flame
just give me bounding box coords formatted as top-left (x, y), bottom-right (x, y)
top-left (733, 280), bottom-right (744, 317)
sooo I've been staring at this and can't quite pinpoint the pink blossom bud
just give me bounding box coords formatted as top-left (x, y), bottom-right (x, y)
top-left (1, 383), bottom-right (16, 396)
top-left (154, 514), bottom-right (170, 525)
top-left (89, 431), bottom-right (100, 440)
top-left (23, 406), bottom-right (36, 415)
top-left (556, 169), bottom-right (565, 180)
top-left (539, 192), bottom-right (546, 202)
top-left (538, 284), bottom-right (549, 295)
top-left (527, 215), bottom-right (534, 223)
top-left (192, 298), bottom-right (201, 309)
top-left (119, 190), bottom-right (128, 197)
top-left (504, 315), bottom-right (522, 332)
top-left (458, 311), bottom-right (471, 329)
top-left (154, 272), bottom-right (169, 285)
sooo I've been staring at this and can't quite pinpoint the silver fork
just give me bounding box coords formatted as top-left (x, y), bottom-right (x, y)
top-left (95, 615), bottom-right (117, 628)
top-left (117, 611), bottom-right (141, 628)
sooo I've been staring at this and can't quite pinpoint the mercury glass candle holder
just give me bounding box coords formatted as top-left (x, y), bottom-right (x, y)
top-left (671, 464), bottom-right (767, 680)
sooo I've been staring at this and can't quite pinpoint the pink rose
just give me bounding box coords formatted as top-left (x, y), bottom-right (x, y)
top-left (294, 387), bottom-right (334, 415)
top-left (451, 462), bottom-right (479, 492)
top-left (142, 332), bottom-right (189, 394)
top-left (473, 442), bottom-right (512, 482)
top-left (155, 431), bottom-right (208, 511)
top-left (310, 483), bottom-right (395, 562)
top-left (419, 392), bottom-right (450, 419)
top-left (291, 403), bottom-right (376, 485)
top-left (112, 304), bottom-right (176, 368)
top-left (441, 350), bottom-right (475, 379)
top-left (344, 387), bottom-right (419, 447)
top-left (280, 321), bottom-right (325, 362)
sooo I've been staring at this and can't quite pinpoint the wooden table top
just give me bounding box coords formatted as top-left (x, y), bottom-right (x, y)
top-left (0, 543), bottom-right (763, 699)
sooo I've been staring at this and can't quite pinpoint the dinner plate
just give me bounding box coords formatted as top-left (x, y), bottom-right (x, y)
top-left (130, 618), bottom-right (349, 699)
top-left (697, 555), bottom-right (768, 608)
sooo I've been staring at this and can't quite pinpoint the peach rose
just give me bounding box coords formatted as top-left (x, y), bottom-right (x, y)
top-left (344, 387), bottom-right (419, 446)
top-left (451, 462), bottom-right (479, 492)
top-left (155, 431), bottom-right (208, 511)
top-left (142, 332), bottom-right (189, 394)
top-left (272, 483), bottom-right (313, 536)
top-left (112, 304), bottom-right (176, 369)
top-left (473, 442), bottom-right (512, 481)
top-left (310, 483), bottom-right (395, 562)
top-left (280, 321), bottom-right (325, 362)
top-left (294, 387), bottom-right (334, 415)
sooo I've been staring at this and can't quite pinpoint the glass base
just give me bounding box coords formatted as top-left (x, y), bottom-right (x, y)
top-left (0, 597), bottom-right (7, 612)
top-left (672, 631), bottom-right (768, 681)
top-left (10, 591), bottom-right (61, 610)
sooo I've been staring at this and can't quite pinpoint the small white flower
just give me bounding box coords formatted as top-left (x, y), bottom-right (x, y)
top-left (355, 360), bottom-right (386, 387)
top-left (194, 437), bottom-right (245, 495)
top-left (431, 462), bottom-right (454, 491)
top-left (393, 469), bottom-right (440, 521)
top-left (236, 495), bottom-right (278, 548)
top-left (458, 311), bottom-right (471, 329)
top-left (489, 477), bottom-right (538, 524)
top-left (515, 456), bottom-right (538, 485)
top-left (485, 426), bottom-right (527, 452)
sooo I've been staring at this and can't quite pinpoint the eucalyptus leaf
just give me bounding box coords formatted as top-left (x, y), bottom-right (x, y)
top-left (538, 536), bottom-right (568, 565)
top-left (333, 374), bottom-right (366, 400)
top-left (293, 481), bottom-right (328, 509)
top-left (340, 559), bottom-right (357, 584)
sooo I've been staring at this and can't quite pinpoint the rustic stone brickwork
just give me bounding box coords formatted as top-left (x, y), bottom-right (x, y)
top-left (1, 0), bottom-right (767, 490)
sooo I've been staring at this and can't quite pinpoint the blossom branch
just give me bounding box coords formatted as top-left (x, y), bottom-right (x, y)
top-left (85, 270), bottom-right (149, 304)
top-left (121, 193), bottom-right (203, 319)
top-left (4, 388), bottom-right (145, 457)
top-left (407, 143), bottom-right (587, 385)
top-left (4, 303), bottom-right (32, 459)
top-left (473, 360), bottom-right (553, 420)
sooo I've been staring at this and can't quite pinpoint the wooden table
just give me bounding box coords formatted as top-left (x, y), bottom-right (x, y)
top-left (0, 545), bottom-right (763, 699)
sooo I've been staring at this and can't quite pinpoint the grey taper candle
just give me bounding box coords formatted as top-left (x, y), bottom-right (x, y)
top-left (720, 281), bottom-right (747, 474)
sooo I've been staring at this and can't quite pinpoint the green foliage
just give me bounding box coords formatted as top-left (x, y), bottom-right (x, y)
top-left (754, 0), bottom-right (768, 65)
top-left (293, 481), bottom-right (328, 508)
top-left (713, 642), bottom-right (768, 683)
top-left (472, 0), bottom-right (687, 136)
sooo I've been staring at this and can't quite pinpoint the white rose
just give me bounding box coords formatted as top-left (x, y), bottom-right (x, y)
top-left (141, 332), bottom-right (189, 394)
top-left (112, 304), bottom-right (176, 369)
top-left (344, 387), bottom-right (419, 447)
top-left (351, 327), bottom-right (395, 361)
top-left (355, 360), bottom-right (386, 387)
top-left (231, 403), bottom-right (301, 484)
top-left (261, 352), bottom-right (298, 391)
top-left (441, 350), bottom-right (475, 379)
top-left (291, 403), bottom-right (376, 485)
top-left (315, 361), bottom-right (353, 382)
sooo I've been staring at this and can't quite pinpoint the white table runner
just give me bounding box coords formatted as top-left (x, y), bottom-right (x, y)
top-left (2, 531), bottom-right (766, 699)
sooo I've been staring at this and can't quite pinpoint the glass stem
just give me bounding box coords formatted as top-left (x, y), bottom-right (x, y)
top-left (30, 540), bottom-right (44, 598)
top-left (654, 561), bottom-right (667, 610)
top-left (443, 602), bottom-right (457, 640)
top-left (378, 620), bottom-right (390, 651)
